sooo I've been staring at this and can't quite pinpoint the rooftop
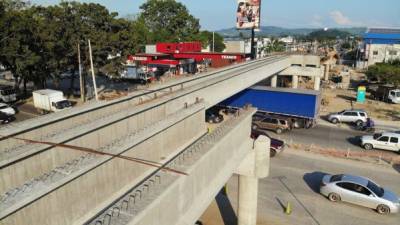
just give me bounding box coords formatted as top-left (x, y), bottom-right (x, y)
top-left (364, 28), bottom-right (400, 44)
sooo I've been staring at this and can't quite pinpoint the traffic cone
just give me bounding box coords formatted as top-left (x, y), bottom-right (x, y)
top-left (285, 202), bottom-right (292, 215)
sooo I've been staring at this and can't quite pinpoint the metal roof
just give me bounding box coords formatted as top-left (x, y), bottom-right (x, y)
top-left (364, 28), bottom-right (400, 44)
top-left (367, 28), bottom-right (400, 34)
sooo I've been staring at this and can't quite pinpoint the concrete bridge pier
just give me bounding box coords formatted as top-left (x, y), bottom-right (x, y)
top-left (270, 75), bottom-right (278, 88)
top-left (236, 135), bottom-right (270, 225)
top-left (314, 76), bottom-right (321, 91)
top-left (292, 75), bottom-right (299, 89)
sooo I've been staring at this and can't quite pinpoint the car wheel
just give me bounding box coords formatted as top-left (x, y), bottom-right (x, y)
top-left (275, 128), bottom-right (283, 134)
top-left (376, 204), bottom-right (390, 215)
top-left (270, 149), bottom-right (277, 158)
top-left (356, 120), bottom-right (363, 127)
top-left (331, 118), bottom-right (339, 124)
top-left (195, 221), bottom-right (203, 225)
top-left (328, 193), bottom-right (341, 202)
top-left (364, 143), bottom-right (373, 150)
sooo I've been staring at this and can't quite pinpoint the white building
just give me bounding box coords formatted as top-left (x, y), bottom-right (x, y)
top-left (362, 28), bottom-right (400, 67)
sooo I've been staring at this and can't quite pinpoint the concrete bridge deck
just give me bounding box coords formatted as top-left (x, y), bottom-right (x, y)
top-left (0, 54), bottom-right (319, 225)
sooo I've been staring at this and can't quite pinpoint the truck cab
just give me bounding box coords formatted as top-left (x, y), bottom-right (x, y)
top-left (388, 89), bottom-right (400, 104)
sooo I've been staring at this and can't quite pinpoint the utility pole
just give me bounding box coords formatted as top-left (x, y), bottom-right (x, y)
top-left (88, 39), bottom-right (99, 101)
top-left (250, 28), bottom-right (256, 60)
top-left (212, 32), bottom-right (215, 52)
top-left (78, 43), bottom-right (85, 102)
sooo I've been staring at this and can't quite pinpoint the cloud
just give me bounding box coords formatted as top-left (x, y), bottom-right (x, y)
top-left (330, 11), bottom-right (352, 26)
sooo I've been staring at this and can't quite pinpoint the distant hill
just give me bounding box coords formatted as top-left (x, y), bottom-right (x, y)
top-left (216, 26), bottom-right (366, 38)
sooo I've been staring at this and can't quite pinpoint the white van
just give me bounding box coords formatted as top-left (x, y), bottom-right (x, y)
top-left (361, 132), bottom-right (400, 153)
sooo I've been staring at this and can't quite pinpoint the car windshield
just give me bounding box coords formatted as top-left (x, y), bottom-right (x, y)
top-left (367, 181), bottom-right (384, 197)
top-left (338, 110), bottom-right (345, 114)
top-left (373, 133), bottom-right (382, 140)
top-left (330, 174), bottom-right (343, 182)
top-left (397, 92), bottom-right (400, 97)
top-left (55, 100), bottom-right (71, 109)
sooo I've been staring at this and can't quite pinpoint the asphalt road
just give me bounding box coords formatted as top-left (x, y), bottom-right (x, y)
top-left (200, 150), bottom-right (400, 225)
top-left (273, 124), bottom-right (368, 151)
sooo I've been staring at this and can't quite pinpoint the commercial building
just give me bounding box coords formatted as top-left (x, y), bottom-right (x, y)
top-left (362, 28), bottom-right (400, 66)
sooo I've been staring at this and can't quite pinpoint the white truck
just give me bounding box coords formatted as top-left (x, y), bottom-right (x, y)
top-left (33, 89), bottom-right (71, 113)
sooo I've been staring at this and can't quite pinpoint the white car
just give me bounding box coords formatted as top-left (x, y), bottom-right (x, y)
top-left (0, 103), bottom-right (16, 115)
top-left (320, 174), bottom-right (400, 214)
top-left (328, 109), bottom-right (368, 126)
top-left (361, 132), bottom-right (400, 153)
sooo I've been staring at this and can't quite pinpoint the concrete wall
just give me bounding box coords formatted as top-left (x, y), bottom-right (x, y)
top-left (290, 55), bottom-right (321, 68)
top-left (1, 105), bottom-right (206, 225)
top-left (366, 44), bottom-right (400, 66)
top-left (126, 109), bottom-right (256, 225)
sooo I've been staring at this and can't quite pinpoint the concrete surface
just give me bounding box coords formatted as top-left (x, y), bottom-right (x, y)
top-left (1, 104), bottom-right (206, 225)
top-left (201, 150), bottom-right (400, 225)
top-left (87, 108), bottom-right (260, 225)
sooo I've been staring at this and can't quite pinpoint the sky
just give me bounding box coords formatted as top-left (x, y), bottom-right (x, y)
top-left (31, 0), bottom-right (400, 31)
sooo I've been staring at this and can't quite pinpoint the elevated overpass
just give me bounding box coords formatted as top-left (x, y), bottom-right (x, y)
top-left (0, 54), bottom-right (320, 225)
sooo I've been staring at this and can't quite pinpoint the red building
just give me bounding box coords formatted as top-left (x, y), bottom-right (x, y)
top-left (128, 42), bottom-right (246, 71)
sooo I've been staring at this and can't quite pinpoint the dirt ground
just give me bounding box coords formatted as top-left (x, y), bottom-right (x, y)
top-left (321, 88), bottom-right (400, 121)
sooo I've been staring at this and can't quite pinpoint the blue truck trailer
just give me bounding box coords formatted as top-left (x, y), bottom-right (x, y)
top-left (220, 86), bottom-right (321, 128)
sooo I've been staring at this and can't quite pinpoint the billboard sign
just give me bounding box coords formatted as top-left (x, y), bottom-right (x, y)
top-left (236, 0), bottom-right (261, 30)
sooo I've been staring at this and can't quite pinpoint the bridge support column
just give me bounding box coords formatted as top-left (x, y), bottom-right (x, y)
top-left (292, 75), bottom-right (299, 89)
top-left (271, 75), bottom-right (277, 88)
top-left (238, 175), bottom-right (258, 225)
top-left (314, 76), bottom-right (321, 91)
top-left (324, 64), bottom-right (330, 81)
top-left (236, 136), bottom-right (270, 225)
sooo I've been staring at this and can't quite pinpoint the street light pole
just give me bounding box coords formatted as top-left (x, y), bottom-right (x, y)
top-left (78, 43), bottom-right (85, 102)
top-left (88, 39), bottom-right (99, 101)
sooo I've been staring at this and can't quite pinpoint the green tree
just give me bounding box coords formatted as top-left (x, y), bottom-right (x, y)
top-left (366, 61), bottom-right (400, 86)
top-left (139, 0), bottom-right (200, 42)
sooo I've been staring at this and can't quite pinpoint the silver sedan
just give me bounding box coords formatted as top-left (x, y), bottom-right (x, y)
top-left (319, 174), bottom-right (400, 214)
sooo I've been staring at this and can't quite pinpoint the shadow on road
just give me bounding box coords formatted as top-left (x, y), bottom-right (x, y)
top-left (215, 189), bottom-right (237, 225)
top-left (393, 164), bottom-right (400, 173)
top-left (346, 136), bottom-right (362, 147)
top-left (303, 171), bottom-right (329, 193)
top-left (275, 197), bottom-right (287, 212)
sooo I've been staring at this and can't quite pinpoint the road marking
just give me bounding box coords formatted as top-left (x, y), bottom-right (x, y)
top-left (274, 176), bottom-right (321, 225)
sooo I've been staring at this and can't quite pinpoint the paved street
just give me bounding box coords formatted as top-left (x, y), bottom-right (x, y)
top-left (274, 124), bottom-right (368, 151)
top-left (200, 150), bottom-right (400, 225)
top-left (267, 123), bottom-right (399, 152)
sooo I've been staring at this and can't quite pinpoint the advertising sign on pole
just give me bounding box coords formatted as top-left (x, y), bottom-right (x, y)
top-left (236, 0), bottom-right (261, 30)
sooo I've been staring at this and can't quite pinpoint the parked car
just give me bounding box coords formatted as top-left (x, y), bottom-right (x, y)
top-left (205, 108), bottom-right (224, 124)
top-left (361, 132), bottom-right (400, 153)
top-left (250, 129), bottom-right (285, 157)
top-left (0, 112), bottom-right (15, 124)
top-left (0, 102), bottom-right (16, 115)
top-left (320, 174), bottom-right (400, 214)
top-left (328, 109), bottom-right (368, 126)
top-left (252, 113), bottom-right (292, 134)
